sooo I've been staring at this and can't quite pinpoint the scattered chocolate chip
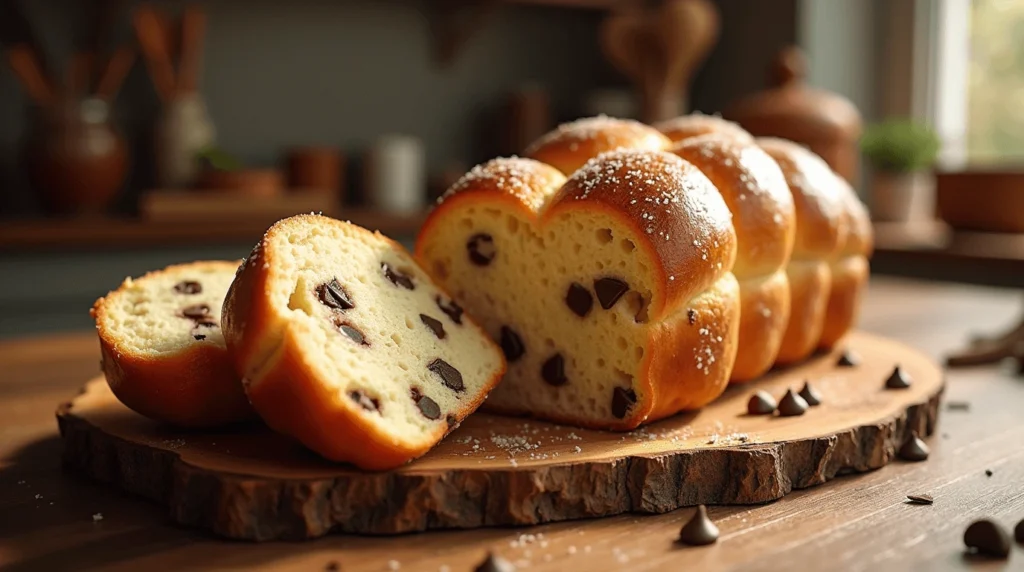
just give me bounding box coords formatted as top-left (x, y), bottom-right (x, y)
top-left (836, 349), bottom-right (860, 367)
top-left (611, 387), bottom-right (637, 419)
top-left (565, 282), bottom-right (593, 317)
top-left (964, 519), bottom-right (1011, 559)
top-left (906, 493), bottom-right (933, 505)
top-left (173, 280), bottom-right (202, 294)
top-left (428, 358), bottom-right (464, 391)
top-left (467, 233), bottom-right (496, 266)
top-left (688, 309), bottom-right (697, 325)
top-left (500, 326), bottom-right (525, 362)
top-left (898, 432), bottom-right (929, 461)
top-left (349, 389), bottom-right (379, 412)
top-left (193, 334), bottom-right (206, 341)
top-left (594, 277), bottom-right (629, 310)
top-left (473, 552), bottom-right (515, 572)
top-left (339, 323), bottom-right (368, 346)
top-left (747, 391), bottom-right (777, 415)
top-left (798, 381), bottom-right (822, 406)
top-left (180, 304), bottom-right (211, 320)
top-left (436, 296), bottom-right (463, 324)
top-left (946, 401), bottom-right (970, 411)
top-left (411, 388), bottom-right (441, 420)
top-left (325, 561), bottom-right (340, 571)
top-left (677, 505), bottom-right (719, 546)
top-left (1015, 519), bottom-right (1024, 544)
top-left (985, 469), bottom-right (993, 477)
top-left (541, 354), bottom-right (567, 386)
top-left (885, 365), bottom-right (912, 389)
top-left (420, 314), bottom-right (446, 339)
top-left (317, 279), bottom-right (354, 310)
top-left (382, 263), bottom-right (415, 290)
top-left (777, 389), bottom-right (808, 416)
top-left (446, 414), bottom-right (459, 431)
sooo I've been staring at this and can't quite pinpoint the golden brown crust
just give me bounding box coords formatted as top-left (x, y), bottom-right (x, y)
top-left (549, 149), bottom-right (737, 320)
top-left (433, 157), bottom-right (567, 216)
top-left (655, 113), bottom-right (755, 145)
top-left (223, 215), bottom-right (505, 470)
top-left (525, 116), bottom-right (671, 176)
top-left (819, 256), bottom-right (868, 349)
top-left (91, 261), bottom-right (253, 428)
top-left (730, 270), bottom-right (791, 381)
top-left (775, 261), bottom-right (831, 365)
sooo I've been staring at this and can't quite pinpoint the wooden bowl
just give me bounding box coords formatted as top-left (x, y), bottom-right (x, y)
top-left (197, 168), bottom-right (283, 198)
top-left (935, 170), bottom-right (1024, 233)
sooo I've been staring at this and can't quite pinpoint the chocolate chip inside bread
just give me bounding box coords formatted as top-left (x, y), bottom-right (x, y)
top-left (317, 279), bottom-right (355, 310)
top-left (467, 233), bottom-right (495, 266)
top-left (611, 387), bottom-right (637, 419)
top-left (428, 358), bottom-right (464, 391)
top-left (542, 354), bottom-right (567, 386)
top-left (565, 282), bottom-right (593, 317)
top-left (174, 281), bottom-right (202, 294)
top-left (594, 277), bottom-right (629, 310)
top-left (181, 304), bottom-right (211, 320)
top-left (382, 263), bottom-right (415, 290)
top-left (411, 388), bottom-right (441, 420)
top-left (420, 314), bottom-right (446, 339)
top-left (335, 320), bottom-right (368, 346)
top-left (500, 326), bottom-right (525, 362)
top-left (436, 296), bottom-right (463, 324)
top-left (349, 389), bottom-right (380, 412)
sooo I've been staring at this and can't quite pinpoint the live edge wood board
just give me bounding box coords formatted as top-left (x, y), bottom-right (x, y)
top-left (57, 331), bottom-right (943, 541)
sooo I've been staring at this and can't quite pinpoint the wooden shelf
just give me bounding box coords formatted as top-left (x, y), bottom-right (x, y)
top-left (0, 209), bottom-right (427, 253)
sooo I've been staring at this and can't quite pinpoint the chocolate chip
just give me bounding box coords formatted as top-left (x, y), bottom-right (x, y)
top-left (436, 296), bottom-right (463, 324)
top-left (180, 304), bottom-right (211, 319)
top-left (677, 505), bottom-right (719, 546)
top-left (611, 387), bottom-right (637, 419)
top-left (798, 381), bottom-right (822, 406)
top-left (565, 282), bottom-right (593, 317)
top-left (986, 469), bottom-right (993, 477)
top-left (382, 263), bottom-right (415, 290)
top-left (541, 354), bottom-right (567, 386)
top-left (467, 233), bottom-right (496, 266)
top-left (446, 414), bottom-right (459, 432)
top-left (885, 365), bottom-right (912, 389)
top-left (946, 401), bottom-right (970, 411)
top-left (1014, 519), bottom-right (1024, 544)
top-left (420, 314), bottom-right (446, 339)
top-left (174, 281), bottom-right (202, 294)
top-left (193, 334), bottom-right (206, 341)
top-left (339, 323), bottom-right (368, 346)
top-left (325, 561), bottom-right (340, 571)
top-left (428, 358), bottom-right (464, 391)
top-left (473, 552), bottom-right (515, 572)
top-left (688, 309), bottom-right (697, 325)
top-left (193, 319), bottom-right (218, 328)
top-left (964, 519), bottom-right (1011, 559)
top-left (898, 432), bottom-right (929, 461)
top-left (747, 390), bottom-right (777, 415)
top-left (906, 493), bottom-right (933, 505)
top-left (411, 388), bottom-right (441, 420)
top-left (836, 349), bottom-right (860, 367)
top-left (594, 277), bottom-right (629, 310)
top-left (317, 279), bottom-right (354, 310)
top-left (500, 326), bottom-right (525, 362)
top-left (777, 389), bottom-right (808, 416)
top-left (349, 389), bottom-right (379, 412)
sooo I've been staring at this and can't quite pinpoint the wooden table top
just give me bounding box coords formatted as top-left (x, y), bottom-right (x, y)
top-left (2, 277), bottom-right (1023, 571)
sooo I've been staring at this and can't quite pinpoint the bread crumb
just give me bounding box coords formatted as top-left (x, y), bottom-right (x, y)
top-left (387, 560), bottom-right (400, 570)
top-left (92, 513), bottom-right (103, 522)
top-left (34, 494), bottom-right (42, 499)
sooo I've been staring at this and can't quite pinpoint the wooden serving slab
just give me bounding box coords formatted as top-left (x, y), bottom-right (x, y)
top-left (57, 331), bottom-right (943, 541)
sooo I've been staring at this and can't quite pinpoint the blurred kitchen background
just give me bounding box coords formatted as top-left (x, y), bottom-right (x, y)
top-left (1, 0), bottom-right (1021, 337)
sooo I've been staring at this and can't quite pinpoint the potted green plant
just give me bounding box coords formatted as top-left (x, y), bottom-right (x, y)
top-left (860, 119), bottom-right (940, 222)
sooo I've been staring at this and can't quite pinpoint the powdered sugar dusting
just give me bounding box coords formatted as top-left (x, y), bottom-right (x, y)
top-left (438, 157), bottom-right (561, 212)
top-left (525, 115), bottom-right (661, 157)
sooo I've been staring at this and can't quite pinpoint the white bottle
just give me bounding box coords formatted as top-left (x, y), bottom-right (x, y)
top-left (365, 135), bottom-right (426, 214)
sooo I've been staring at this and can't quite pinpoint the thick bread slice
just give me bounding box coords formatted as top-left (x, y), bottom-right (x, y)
top-left (221, 215), bottom-right (505, 470)
top-left (91, 260), bottom-right (253, 427)
top-left (757, 137), bottom-right (850, 364)
top-left (669, 135), bottom-right (797, 381)
top-left (416, 150), bottom-right (740, 430)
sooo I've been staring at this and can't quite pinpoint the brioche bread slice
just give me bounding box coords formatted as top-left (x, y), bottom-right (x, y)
top-left (222, 215), bottom-right (505, 470)
top-left (417, 150), bottom-right (740, 430)
top-left (91, 261), bottom-right (253, 427)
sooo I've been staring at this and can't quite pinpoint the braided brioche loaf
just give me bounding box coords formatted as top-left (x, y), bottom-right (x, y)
top-left (417, 146), bottom-right (740, 430)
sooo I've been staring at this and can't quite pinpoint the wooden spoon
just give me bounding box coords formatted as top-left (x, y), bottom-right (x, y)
top-left (133, 5), bottom-right (177, 101)
top-left (177, 5), bottom-right (206, 94)
top-left (6, 45), bottom-right (55, 104)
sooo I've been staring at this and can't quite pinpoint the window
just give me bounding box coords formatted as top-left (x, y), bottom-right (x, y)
top-left (966, 0), bottom-right (1024, 164)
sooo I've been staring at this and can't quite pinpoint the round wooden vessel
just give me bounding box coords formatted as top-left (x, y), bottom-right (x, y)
top-left (57, 331), bottom-right (943, 541)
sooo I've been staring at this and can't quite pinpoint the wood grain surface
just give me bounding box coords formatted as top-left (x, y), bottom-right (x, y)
top-left (56, 332), bottom-right (942, 540)
top-left (2, 278), bottom-right (1024, 571)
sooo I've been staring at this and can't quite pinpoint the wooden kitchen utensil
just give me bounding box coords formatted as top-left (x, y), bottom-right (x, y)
top-left (600, 0), bottom-right (719, 123)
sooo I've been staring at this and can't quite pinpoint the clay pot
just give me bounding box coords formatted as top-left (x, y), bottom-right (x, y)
top-left (197, 168), bottom-right (283, 198)
top-left (869, 170), bottom-right (933, 223)
top-left (25, 98), bottom-right (129, 215)
top-left (286, 147), bottom-right (344, 195)
top-left (936, 170), bottom-right (1024, 233)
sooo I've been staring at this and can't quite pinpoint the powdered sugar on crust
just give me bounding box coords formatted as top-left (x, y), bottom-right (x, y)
top-left (524, 115), bottom-right (662, 156)
top-left (437, 157), bottom-right (565, 213)
top-left (654, 112), bottom-right (753, 143)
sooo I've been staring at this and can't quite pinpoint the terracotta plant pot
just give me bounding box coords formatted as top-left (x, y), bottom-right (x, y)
top-left (25, 98), bottom-right (129, 215)
top-left (869, 171), bottom-right (933, 223)
top-left (197, 168), bottom-right (283, 198)
top-left (936, 170), bottom-right (1024, 233)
